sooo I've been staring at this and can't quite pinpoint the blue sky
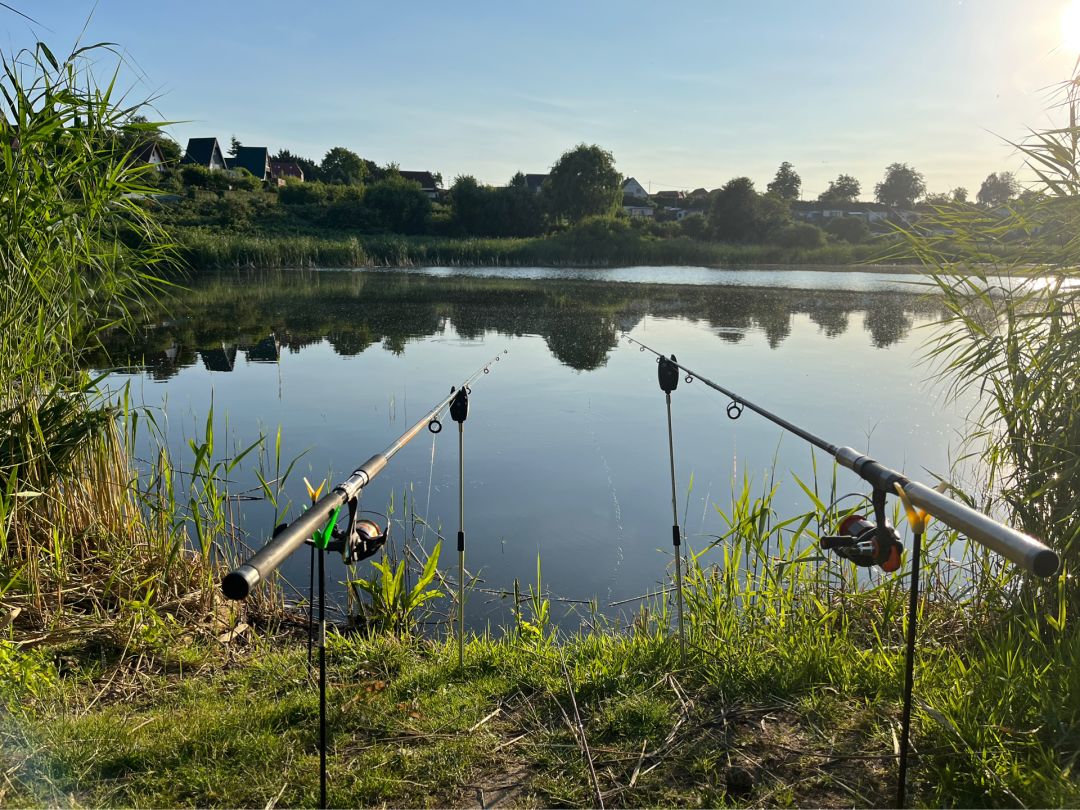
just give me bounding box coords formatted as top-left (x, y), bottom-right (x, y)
top-left (7, 1), bottom-right (1078, 197)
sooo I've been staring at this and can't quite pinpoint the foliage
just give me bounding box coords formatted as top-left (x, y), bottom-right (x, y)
top-left (350, 541), bottom-right (444, 635)
top-left (321, 145), bottom-right (368, 185)
top-left (448, 174), bottom-right (544, 237)
top-left (874, 162), bottom-right (926, 207)
top-left (228, 135), bottom-right (241, 157)
top-left (544, 143), bottom-right (623, 224)
top-left (708, 177), bottom-right (790, 242)
top-left (825, 215), bottom-right (870, 243)
top-left (363, 174), bottom-right (431, 233)
top-left (769, 221), bottom-right (825, 248)
top-left (818, 173), bottom-right (861, 203)
top-left (976, 170), bottom-right (1019, 207)
top-left (766, 160), bottom-right (801, 200)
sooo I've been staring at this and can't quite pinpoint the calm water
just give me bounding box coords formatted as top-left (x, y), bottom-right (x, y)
top-left (99, 267), bottom-right (963, 627)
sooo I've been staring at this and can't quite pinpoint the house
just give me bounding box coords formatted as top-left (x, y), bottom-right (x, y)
top-left (523, 173), bottom-right (547, 194)
top-left (653, 190), bottom-right (685, 202)
top-left (791, 200), bottom-right (894, 225)
top-left (270, 160), bottom-right (304, 183)
top-left (181, 137), bottom-right (227, 170)
top-left (399, 170), bottom-right (442, 199)
top-left (623, 204), bottom-right (654, 218)
top-left (132, 142), bottom-right (167, 172)
top-left (622, 177), bottom-right (649, 199)
top-left (230, 146), bottom-right (272, 181)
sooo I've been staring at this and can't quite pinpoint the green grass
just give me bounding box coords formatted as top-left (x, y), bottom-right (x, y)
top-left (3, 467), bottom-right (1077, 809)
top-left (4, 606), bottom-right (1077, 809)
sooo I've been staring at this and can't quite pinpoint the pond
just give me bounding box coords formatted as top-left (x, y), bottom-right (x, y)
top-left (98, 266), bottom-right (964, 628)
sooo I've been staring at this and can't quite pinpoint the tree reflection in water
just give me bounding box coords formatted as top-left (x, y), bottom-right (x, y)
top-left (92, 270), bottom-right (942, 378)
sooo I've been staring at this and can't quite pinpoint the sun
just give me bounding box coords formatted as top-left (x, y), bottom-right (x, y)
top-left (1063, 0), bottom-right (1080, 52)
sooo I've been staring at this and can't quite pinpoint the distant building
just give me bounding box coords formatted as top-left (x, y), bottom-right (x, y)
top-left (622, 177), bottom-right (649, 199)
top-left (229, 146), bottom-right (272, 181)
top-left (399, 170), bottom-right (442, 199)
top-left (181, 137), bottom-right (227, 170)
top-left (653, 190), bottom-right (685, 202)
top-left (270, 160), bottom-right (304, 182)
top-left (523, 173), bottom-right (547, 194)
top-left (791, 200), bottom-right (893, 225)
top-left (131, 142), bottom-right (167, 172)
top-left (623, 204), bottom-right (654, 218)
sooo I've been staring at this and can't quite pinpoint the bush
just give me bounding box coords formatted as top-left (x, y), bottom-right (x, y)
top-left (770, 222), bottom-right (826, 248)
top-left (825, 216), bottom-right (871, 244)
top-left (679, 214), bottom-right (708, 240)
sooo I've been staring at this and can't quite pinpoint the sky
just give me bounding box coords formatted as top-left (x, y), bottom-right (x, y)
top-left (6, 1), bottom-right (1080, 198)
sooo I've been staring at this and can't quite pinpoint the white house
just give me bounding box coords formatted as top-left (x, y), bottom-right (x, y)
top-left (622, 177), bottom-right (649, 199)
top-left (623, 204), bottom-right (654, 218)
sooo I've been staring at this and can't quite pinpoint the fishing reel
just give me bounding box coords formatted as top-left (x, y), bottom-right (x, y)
top-left (291, 498), bottom-right (388, 563)
top-left (332, 498), bottom-right (389, 564)
top-left (820, 490), bottom-right (903, 572)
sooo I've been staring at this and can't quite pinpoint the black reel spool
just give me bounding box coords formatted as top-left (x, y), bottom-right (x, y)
top-left (821, 490), bottom-right (903, 572)
top-left (658, 354), bottom-right (680, 393)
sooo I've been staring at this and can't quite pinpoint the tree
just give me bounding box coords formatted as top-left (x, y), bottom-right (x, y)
top-left (818, 174), bottom-right (861, 204)
top-left (228, 135), bottom-right (241, 157)
top-left (952, 186), bottom-right (969, 203)
top-left (321, 146), bottom-right (368, 185)
top-left (543, 143), bottom-right (622, 224)
top-left (363, 174), bottom-right (431, 233)
top-left (709, 177), bottom-right (789, 242)
top-left (875, 163), bottom-right (926, 207)
top-left (825, 216), bottom-right (870, 243)
top-left (976, 171), bottom-right (1019, 207)
top-left (766, 161), bottom-right (801, 200)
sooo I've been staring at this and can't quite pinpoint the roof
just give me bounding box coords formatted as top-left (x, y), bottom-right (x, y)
top-left (653, 190), bottom-right (685, 199)
top-left (399, 170), bottom-right (439, 189)
top-left (524, 173), bottom-right (547, 192)
top-left (132, 142), bottom-right (165, 164)
top-left (231, 146), bottom-right (270, 179)
top-left (182, 137), bottom-right (224, 167)
top-left (270, 160), bottom-right (304, 181)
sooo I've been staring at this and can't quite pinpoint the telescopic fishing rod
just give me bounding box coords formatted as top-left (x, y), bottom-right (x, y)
top-left (625, 334), bottom-right (1058, 809)
top-left (221, 348), bottom-right (506, 810)
top-left (221, 349), bottom-right (508, 601)
top-left (624, 335), bottom-right (1058, 579)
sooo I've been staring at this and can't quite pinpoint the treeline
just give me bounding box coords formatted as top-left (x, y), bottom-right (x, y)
top-left (139, 138), bottom-right (1028, 263)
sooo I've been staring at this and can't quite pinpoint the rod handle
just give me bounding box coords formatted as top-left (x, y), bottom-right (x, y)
top-left (901, 481), bottom-right (1059, 578)
top-left (221, 490), bottom-right (345, 600)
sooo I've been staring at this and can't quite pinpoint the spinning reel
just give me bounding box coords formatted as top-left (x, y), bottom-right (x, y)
top-left (820, 490), bottom-right (903, 572)
top-left (283, 497), bottom-right (388, 564)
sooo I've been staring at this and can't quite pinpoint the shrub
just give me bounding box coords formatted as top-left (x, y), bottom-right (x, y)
top-left (826, 216), bottom-right (871, 243)
top-left (770, 221), bottom-right (826, 248)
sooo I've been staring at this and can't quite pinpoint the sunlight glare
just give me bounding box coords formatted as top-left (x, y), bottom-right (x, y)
top-left (1062, 0), bottom-right (1080, 52)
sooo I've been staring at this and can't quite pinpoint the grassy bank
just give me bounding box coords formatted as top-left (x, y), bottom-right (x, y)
top-left (3, 466), bottom-right (1078, 808)
top-left (175, 227), bottom-right (890, 271)
top-left (4, 579), bottom-right (1076, 808)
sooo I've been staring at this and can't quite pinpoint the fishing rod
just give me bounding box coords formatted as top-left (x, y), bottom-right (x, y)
top-left (625, 335), bottom-right (1058, 579)
top-left (222, 349), bottom-right (507, 601)
top-left (221, 348), bottom-right (506, 810)
top-left (626, 334), bottom-right (1058, 809)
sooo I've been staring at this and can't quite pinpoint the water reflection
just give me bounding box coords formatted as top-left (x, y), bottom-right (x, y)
top-left (94, 269), bottom-right (943, 378)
